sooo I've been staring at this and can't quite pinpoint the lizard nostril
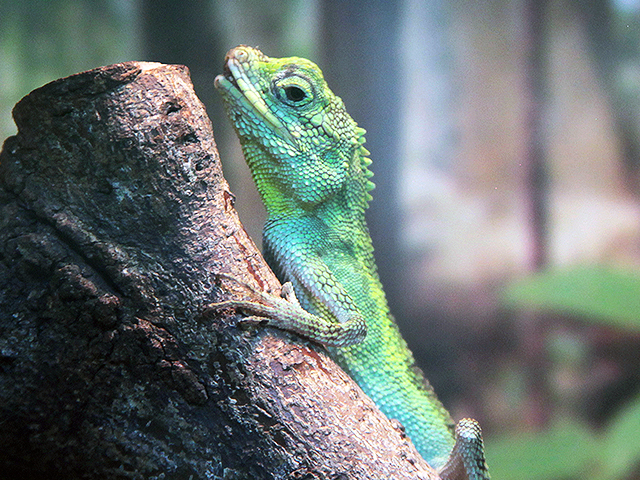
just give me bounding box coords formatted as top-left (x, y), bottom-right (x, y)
top-left (234, 48), bottom-right (248, 62)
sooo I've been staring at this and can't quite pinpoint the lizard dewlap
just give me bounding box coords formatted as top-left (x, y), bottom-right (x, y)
top-left (215, 45), bottom-right (489, 480)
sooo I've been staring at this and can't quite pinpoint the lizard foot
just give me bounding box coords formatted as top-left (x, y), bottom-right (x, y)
top-left (206, 274), bottom-right (366, 347)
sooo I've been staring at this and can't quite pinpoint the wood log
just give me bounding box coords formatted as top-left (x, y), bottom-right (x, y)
top-left (0, 62), bottom-right (437, 479)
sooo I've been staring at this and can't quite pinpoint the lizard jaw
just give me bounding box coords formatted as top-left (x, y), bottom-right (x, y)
top-left (215, 53), bottom-right (297, 147)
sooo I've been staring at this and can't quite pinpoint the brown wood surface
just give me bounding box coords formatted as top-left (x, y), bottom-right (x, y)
top-left (0, 62), bottom-right (438, 479)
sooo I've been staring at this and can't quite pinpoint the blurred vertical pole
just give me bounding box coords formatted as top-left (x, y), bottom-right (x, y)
top-left (521, 0), bottom-right (551, 427)
top-left (523, 0), bottom-right (549, 271)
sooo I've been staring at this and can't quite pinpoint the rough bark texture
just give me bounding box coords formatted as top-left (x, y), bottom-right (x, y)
top-left (0, 63), bottom-right (438, 479)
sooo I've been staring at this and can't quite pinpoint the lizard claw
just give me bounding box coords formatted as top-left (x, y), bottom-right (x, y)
top-left (280, 281), bottom-right (301, 306)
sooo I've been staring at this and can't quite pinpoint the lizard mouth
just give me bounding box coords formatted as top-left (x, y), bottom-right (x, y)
top-left (214, 60), bottom-right (238, 92)
top-left (215, 53), bottom-right (297, 146)
top-left (220, 61), bottom-right (238, 90)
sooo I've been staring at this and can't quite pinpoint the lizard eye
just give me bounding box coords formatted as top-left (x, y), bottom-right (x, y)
top-left (284, 86), bottom-right (306, 102)
top-left (273, 74), bottom-right (314, 107)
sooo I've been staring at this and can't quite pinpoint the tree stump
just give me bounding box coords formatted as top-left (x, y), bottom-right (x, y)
top-left (0, 62), bottom-right (437, 479)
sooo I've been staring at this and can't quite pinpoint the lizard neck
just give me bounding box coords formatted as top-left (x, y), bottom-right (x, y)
top-left (242, 140), bottom-right (374, 227)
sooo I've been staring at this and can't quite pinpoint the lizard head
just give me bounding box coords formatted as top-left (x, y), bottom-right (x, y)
top-left (215, 46), bottom-right (374, 210)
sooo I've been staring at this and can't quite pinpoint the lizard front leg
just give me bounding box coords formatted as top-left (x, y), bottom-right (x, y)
top-left (207, 271), bottom-right (367, 348)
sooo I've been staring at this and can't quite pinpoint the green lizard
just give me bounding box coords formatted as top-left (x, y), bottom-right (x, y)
top-left (213, 45), bottom-right (489, 480)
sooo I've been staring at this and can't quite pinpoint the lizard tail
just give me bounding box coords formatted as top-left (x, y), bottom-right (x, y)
top-left (438, 418), bottom-right (490, 480)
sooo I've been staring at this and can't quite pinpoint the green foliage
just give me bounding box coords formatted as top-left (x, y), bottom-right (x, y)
top-left (487, 398), bottom-right (640, 480)
top-left (486, 418), bottom-right (596, 480)
top-left (597, 394), bottom-right (640, 480)
top-left (494, 265), bottom-right (640, 479)
top-left (503, 265), bottom-right (640, 330)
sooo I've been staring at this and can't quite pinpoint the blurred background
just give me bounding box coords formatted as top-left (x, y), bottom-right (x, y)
top-left (1, 0), bottom-right (640, 478)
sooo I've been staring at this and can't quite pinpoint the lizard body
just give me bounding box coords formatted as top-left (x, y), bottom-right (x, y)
top-left (214, 45), bottom-right (489, 480)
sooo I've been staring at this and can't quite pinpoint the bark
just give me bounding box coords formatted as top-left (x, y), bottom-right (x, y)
top-left (0, 62), bottom-right (437, 479)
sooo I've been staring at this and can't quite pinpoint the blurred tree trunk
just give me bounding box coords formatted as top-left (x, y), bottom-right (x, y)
top-left (0, 62), bottom-right (438, 479)
top-left (523, 0), bottom-right (550, 271)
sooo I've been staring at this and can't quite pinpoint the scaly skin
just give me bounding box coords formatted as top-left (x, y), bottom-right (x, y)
top-left (214, 45), bottom-right (489, 479)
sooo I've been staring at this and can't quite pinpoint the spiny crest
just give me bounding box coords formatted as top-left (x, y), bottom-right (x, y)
top-left (355, 126), bottom-right (375, 203)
